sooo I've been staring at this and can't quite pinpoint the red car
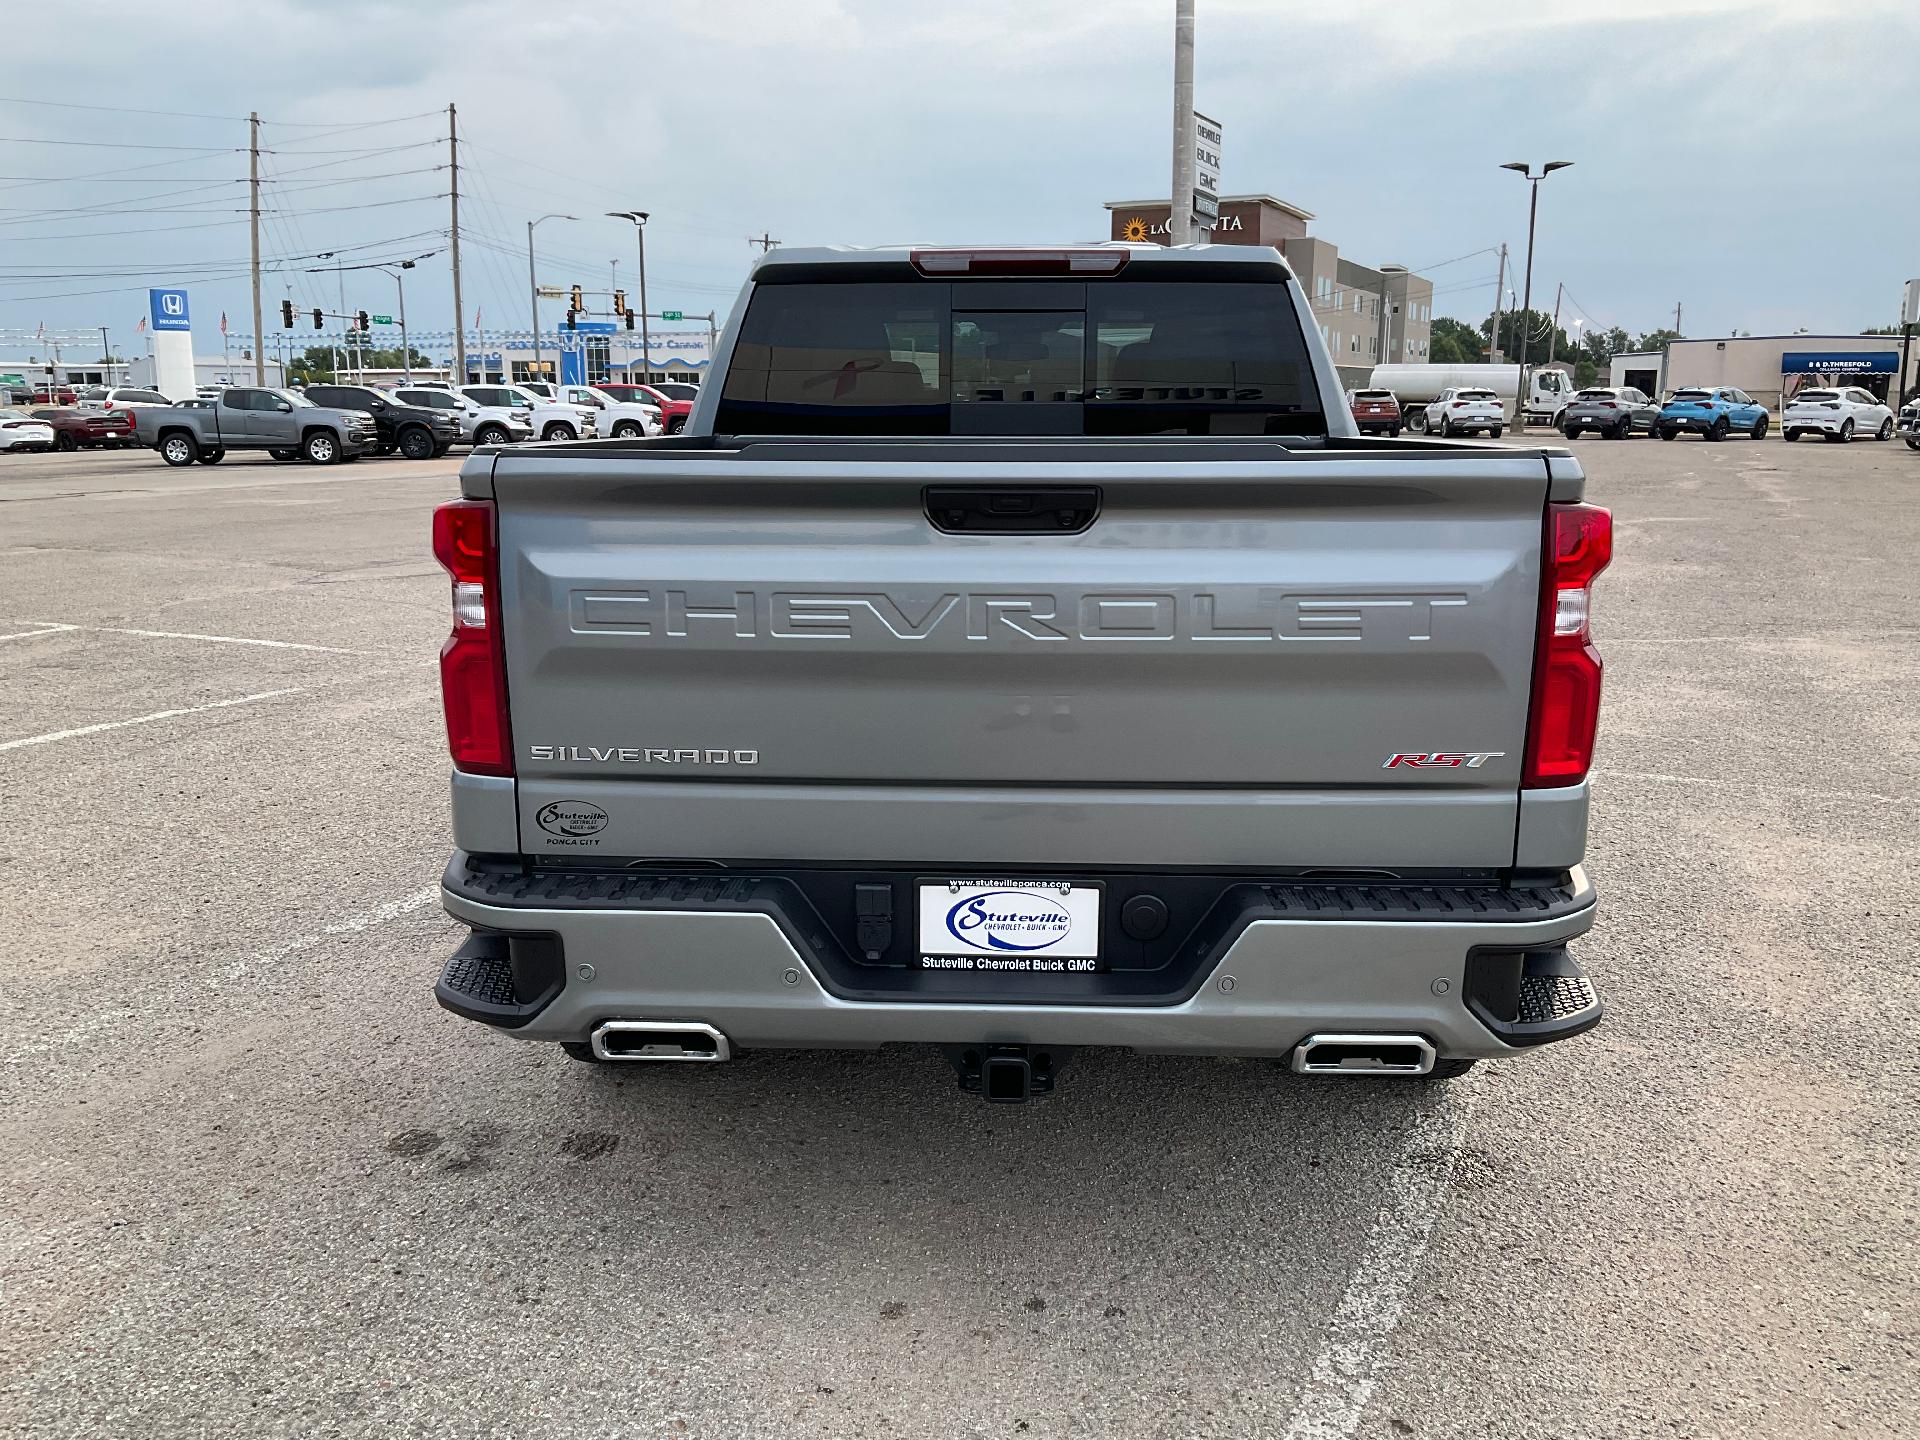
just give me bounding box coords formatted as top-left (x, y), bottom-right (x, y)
top-left (597, 382), bottom-right (692, 434)
top-left (30, 385), bottom-right (77, 406)
top-left (30, 406), bottom-right (137, 450)
top-left (1348, 387), bottom-right (1403, 437)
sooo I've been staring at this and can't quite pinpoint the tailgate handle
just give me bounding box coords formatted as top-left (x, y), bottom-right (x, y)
top-left (925, 486), bottom-right (1100, 535)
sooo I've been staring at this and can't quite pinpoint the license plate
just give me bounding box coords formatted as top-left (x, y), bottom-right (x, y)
top-left (916, 880), bottom-right (1102, 972)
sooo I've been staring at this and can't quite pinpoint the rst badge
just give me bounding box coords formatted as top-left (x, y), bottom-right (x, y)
top-left (1383, 751), bottom-right (1506, 769)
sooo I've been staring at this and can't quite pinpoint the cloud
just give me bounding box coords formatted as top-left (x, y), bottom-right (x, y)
top-left (0, 0), bottom-right (1914, 344)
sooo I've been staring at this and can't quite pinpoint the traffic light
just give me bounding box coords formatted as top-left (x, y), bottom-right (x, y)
top-left (565, 309), bottom-right (577, 331)
top-left (312, 308), bottom-right (324, 330)
top-left (280, 300), bottom-right (295, 328)
top-left (624, 308), bottom-right (635, 331)
top-left (612, 289), bottom-right (626, 315)
top-left (569, 284), bottom-right (584, 312)
top-left (355, 310), bottom-right (369, 333)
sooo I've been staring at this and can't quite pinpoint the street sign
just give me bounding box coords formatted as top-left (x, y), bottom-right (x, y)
top-left (661, 310), bottom-right (684, 321)
top-left (1903, 278), bottom-right (1920, 326)
top-left (371, 314), bottom-right (395, 326)
top-left (535, 286), bottom-right (565, 300)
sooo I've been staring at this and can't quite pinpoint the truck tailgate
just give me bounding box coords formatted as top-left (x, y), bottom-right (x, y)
top-left (489, 448), bottom-right (1552, 869)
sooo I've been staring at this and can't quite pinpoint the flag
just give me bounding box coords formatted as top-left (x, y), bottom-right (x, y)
top-left (35, 321), bottom-right (45, 340)
top-left (474, 306), bottom-right (482, 330)
top-left (135, 316), bottom-right (146, 334)
top-left (219, 311), bottom-right (228, 336)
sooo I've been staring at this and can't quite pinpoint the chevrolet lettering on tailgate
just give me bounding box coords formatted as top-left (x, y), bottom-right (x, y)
top-left (573, 588), bottom-right (1471, 644)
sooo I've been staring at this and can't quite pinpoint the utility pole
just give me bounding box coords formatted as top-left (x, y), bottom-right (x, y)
top-left (1490, 243), bottom-right (1508, 360)
top-left (1674, 301), bottom-right (1683, 335)
top-left (749, 232), bottom-right (781, 254)
top-left (249, 112), bottom-right (264, 383)
top-left (706, 311), bottom-right (717, 369)
top-left (449, 103), bottom-right (465, 387)
top-left (1169, 0), bottom-right (1196, 246)
top-left (1547, 281), bottom-right (1564, 365)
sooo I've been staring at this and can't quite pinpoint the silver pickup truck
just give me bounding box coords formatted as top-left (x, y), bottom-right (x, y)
top-left (135, 386), bottom-right (378, 466)
top-left (432, 244), bottom-right (1612, 1100)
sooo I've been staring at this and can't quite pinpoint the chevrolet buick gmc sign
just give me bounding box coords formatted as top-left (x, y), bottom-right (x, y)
top-left (148, 289), bottom-right (191, 333)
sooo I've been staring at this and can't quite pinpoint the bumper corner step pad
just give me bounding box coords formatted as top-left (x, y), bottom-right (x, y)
top-left (1464, 945), bottom-right (1603, 1047)
top-left (434, 930), bottom-right (563, 1029)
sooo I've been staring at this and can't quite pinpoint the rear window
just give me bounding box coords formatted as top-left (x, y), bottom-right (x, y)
top-left (1793, 390), bottom-right (1837, 401)
top-left (1575, 389), bottom-right (1617, 400)
top-left (1353, 388), bottom-right (1394, 400)
top-left (716, 278), bottom-right (1324, 436)
top-left (1672, 390), bottom-right (1710, 401)
top-left (1457, 390), bottom-right (1497, 401)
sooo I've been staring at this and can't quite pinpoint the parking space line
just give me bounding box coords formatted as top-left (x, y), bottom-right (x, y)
top-left (1281, 1093), bottom-right (1468, 1440)
top-left (224, 885), bottom-right (441, 982)
top-left (0, 687), bottom-right (304, 753)
top-left (0, 624), bottom-right (77, 642)
top-left (1596, 768), bottom-right (1910, 807)
top-left (23, 623), bottom-right (370, 655)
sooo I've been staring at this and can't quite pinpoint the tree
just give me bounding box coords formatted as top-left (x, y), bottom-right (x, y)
top-left (1480, 308), bottom-right (1575, 366)
top-left (285, 344), bottom-right (433, 386)
top-left (1632, 328), bottom-right (1682, 353)
top-left (1429, 316), bottom-right (1485, 365)
top-left (1860, 324), bottom-right (1904, 335)
top-left (287, 346), bottom-right (336, 385)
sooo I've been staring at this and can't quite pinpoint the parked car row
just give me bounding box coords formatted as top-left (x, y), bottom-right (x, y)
top-left (1558, 385), bottom-right (1900, 445)
top-left (1344, 380), bottom-right (1906, 449)
top-left (3, 377), bottom-right (700, 465)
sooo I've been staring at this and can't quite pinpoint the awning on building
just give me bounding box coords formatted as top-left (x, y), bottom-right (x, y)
top-left (1780, 350), bottom-right (1899, 374)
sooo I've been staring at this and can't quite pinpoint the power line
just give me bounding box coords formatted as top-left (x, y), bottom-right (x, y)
top-left (0, 95), bottom-right (247, 122)
top-left (0, 135), bottom-right (241, 151)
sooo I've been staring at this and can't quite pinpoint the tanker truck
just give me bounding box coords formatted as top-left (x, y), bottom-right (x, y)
top-left (1368, 363), bottom-right (1574, 433)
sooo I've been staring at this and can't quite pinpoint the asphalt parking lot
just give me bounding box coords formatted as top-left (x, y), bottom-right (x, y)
top-left (4, 434), bottom-right (1916, 1439)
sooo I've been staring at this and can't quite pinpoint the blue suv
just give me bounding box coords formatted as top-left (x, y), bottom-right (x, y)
top-left (1658, 386), bottom-right (1771, 441)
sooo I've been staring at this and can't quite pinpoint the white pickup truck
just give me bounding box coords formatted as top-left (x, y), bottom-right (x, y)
top-left (431, 243), bottom-right (1610, 1101)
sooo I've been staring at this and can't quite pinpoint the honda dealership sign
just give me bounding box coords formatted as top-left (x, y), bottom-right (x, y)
top-left (147, 288), bottom-right (196, 399)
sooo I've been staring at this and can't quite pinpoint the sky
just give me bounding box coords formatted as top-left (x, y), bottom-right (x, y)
top-left (2, 0), bottom-right (1916, 358)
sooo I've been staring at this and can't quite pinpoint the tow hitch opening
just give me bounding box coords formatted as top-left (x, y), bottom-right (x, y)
top-left (943, 1044), bottom-right (1074, 1103)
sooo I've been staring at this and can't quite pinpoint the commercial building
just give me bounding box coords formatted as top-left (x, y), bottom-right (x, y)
top-left (1102, 194), bottom-right (1434, 387)
top-left (1612, 334), bottom-right (1919, 410)
top-left (125, 354), bottom-right (287, 392)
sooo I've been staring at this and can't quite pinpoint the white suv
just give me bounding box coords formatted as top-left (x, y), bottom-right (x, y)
top-left (1782, 385), bottom-right (1895, 444)
top-left (459, 384), bottom-right (596, 441)
top-left (1425, 387), bottom-right (1505, 439)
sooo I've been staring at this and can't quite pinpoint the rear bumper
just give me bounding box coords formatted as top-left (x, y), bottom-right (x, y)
top-left (1659, 413), bottom-right (1720, 432)
top-left (436, 854), bottom-right (1601, 1060)
top-left (1784, 415), bottom-right (1847, 433)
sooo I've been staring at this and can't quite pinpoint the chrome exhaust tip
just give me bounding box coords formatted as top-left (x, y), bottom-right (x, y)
top-left (1290, 1033), bottom-right (1437, 1076)
top-left (590, 1020), bottom-right (731, 1063)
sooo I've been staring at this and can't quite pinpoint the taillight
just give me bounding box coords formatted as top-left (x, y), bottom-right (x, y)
top-left (1524, 503), bottom-right (1611, 788)
top-left (432, 499), bottom-right (513, 776)
top-left (910, 248), bottom-right (1129, 276)
top-left (1597, 401), bottom-right (1618, 409)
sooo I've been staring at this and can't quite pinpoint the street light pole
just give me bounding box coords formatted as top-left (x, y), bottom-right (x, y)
top-left (374, 260), bottom-right (417, 381)
top-left (527, 214), bottom-right (575, 386)
top-left (607, 212), bottom-right (651, 382)
top-left (1499, 160), bottom-right (1573, 433)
